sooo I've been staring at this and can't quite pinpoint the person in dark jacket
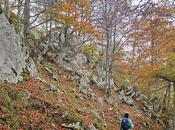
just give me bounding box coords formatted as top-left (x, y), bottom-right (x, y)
top-left (120, 112), bottom-right (134, 130)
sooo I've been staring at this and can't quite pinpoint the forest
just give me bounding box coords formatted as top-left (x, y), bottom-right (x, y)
top-left (0, 0), bottom-right (175, 130)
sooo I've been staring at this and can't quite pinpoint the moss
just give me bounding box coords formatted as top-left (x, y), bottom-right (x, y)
top-left (91, 112), bottom-right (106, 130)
top-left (0, 88), bottom-right (14, 112)
top-left (0, 6), bottom-right (3, 14)
top-left (28, 100), bottom-right (45, 112)
top-left (15, 90), bottom-right (29, 108)
top-left (8, 12), bottom-right (21, 33)
top-left (44, 64), bottom-right (54, 70)
top-left (6, 117), bottom-right (20, 130)
top-left (154, 67), bottom-right (175, 82)
top-left (63, 112), bottom-right (83, 124)
top-left (33, 29), bottom-right (46, 41)
top-left (83, 44), bottom-right (101, 62)
top-left (21, 67), bottom-right (30, 82)
top-left (93, 118), bottom-right (106, 130)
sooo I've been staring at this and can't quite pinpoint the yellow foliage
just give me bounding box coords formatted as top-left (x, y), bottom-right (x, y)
top-left (159, 6), bottom-right (175, 14)
top-left (47, 0), bottom-right (101, 39)
top-left (0, 0), bottom-right (4, 4)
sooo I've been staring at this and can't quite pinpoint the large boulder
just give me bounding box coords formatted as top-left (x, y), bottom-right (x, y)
top-left (0, 13), bottom-right (37, 83)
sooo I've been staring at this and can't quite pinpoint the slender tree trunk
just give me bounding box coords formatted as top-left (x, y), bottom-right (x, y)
top-left (48, 0), bottom-right (54, 41)
top-left (168, 82), bottom-right (171, 105)
top-left (23, 0), bottom-right (30, 43)
top-left (17, 0), bottom-right (22, 31)
top-left (4, 0), bottom-right (9, 17)
top-left (104, 0), bottom-right (111, 96)
top-left (163, 81), bottom-right (171, 106)
top-left (44, 0), bottom-right (49, 33)
top-left (106, 31), bottom-right (111, 96)
top-left (0, 3), bottom-right (2, 13)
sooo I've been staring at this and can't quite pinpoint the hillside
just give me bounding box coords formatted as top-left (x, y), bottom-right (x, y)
top-left (0, 0), bottom-right (175, 130)
top-left (0, 62), bottom-right (162, 130)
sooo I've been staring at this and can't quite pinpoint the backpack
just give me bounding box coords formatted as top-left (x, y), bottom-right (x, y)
top-left (121, 118), bottom-right (131, 130)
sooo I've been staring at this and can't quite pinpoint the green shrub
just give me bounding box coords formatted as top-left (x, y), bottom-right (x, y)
top-left (21, 67), bottom-right (30, 81)
top-left (93, 118), bottom-right (106, 130)
top-left (83, 44), bottom-right (95, 56)
top-left (8, 12), bottom-right (20, 33)
top-left (30, 29), bottom-right (46, 41)
top-left (0, 88), bottom-right (14, 111)
top-left (83, 44), bottom-right (100, 62)
top-left (63, 112), bottom-right (83, 124)
top-left (6, 117), bottom-right (20, 130)
top-left (16, 90), bottom-right (29, 108)
top-left (28, 100), bottom-right (45, 112)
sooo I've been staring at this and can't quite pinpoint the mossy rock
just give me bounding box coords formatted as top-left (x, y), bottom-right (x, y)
top-left (62, 112), bottom-right (83, 124)
top-left (83, 44), bottom-right (101, 63)
top-left (28, 100), bottom-right (45, 113)
top-left (7, 12), bottom-right (21, 33)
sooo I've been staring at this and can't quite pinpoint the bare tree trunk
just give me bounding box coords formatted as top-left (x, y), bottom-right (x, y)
top-left (44, 0), bottom-right (49, 33)
top-left (103, 0), bottom-right (111, 96)
top-left (17, 0), bottom-right (22, 23)
top-left (0, 3), bottom-right (2, 13)
top-left (168, 82), bottom-right (171, 105)
top-left (23, 0), bottom-right (30, 43)
top-left (48, 0), bottom-right (54, 41)
top-left (4, 0), bottom-right (9, 17)
top-left (106, 31), bottom-right (111, 96)
top-left (163, 81), bottom-right (171, 106)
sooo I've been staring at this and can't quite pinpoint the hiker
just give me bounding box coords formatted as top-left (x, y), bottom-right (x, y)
top-left (120, 112), bottom-right (134, 130)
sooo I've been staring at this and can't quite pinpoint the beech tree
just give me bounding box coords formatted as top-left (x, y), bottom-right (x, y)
top-left (23, 0), bottom-right (30, 43)
top-left (92, 0), bottom-right (132, 95)
top-left (46, 0), bottom-right (99, 47)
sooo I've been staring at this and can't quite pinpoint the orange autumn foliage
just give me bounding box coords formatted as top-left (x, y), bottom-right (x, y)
top-left (47, 0), bottom-right (101, 39)
top-left (127, 6), bottom-right (175, 86)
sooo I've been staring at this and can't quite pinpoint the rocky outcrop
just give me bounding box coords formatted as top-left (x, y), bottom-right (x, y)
top-left (32, 27), bottom-right (115, 97)
top-left (0, 13), bottom-right (37, 83)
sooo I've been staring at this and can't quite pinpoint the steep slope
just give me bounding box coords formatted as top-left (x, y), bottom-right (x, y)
top-left (0, 62), bottom-right (163, 130)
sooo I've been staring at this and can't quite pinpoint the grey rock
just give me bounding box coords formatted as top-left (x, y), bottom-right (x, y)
top-left (58, 51), bottom-right (80, 72)
top-left (61, 122), bottom-right (83, 130)
top-left (136, 93), bottom-right (146, 101)
top-left (45, 66), bottom-right (52, 74)
top-left (107, 96), bottom-right (116, 105)
top-left (36, 77), bottom-right (47, 83)
top-left (97, 81), bottom-right (107, 89)
top-left (45, 66), bottom-right (59, 81)
top-left (76, 53), bottom-right (87, 65)
top-left (90, 75), bottom-right (99, 85)
top-left (123, 96), bottom-right (134, 106)
top-left (27, 59), bottom-right (38, 77)
top-left (98, 97), bottom-right (104, 106)
top-left (86, 124), bottom-right (98, 130)
top-left (0, 13), bottom-right (37, 83)
top-left (73, 75), bottom-right (80, 80)
top-left (47, 84), bottom-right (61, 93)
top-left (80, 76), bottom-right (89, 87)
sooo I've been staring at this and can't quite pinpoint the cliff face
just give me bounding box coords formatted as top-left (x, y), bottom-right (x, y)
top-left (0, 13), bottom-right (37, 83)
